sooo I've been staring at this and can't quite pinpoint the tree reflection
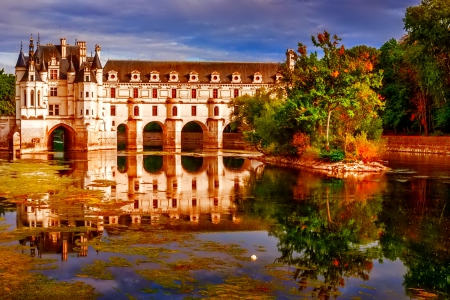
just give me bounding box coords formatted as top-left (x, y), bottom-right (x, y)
top-left (244, 168), bottom-right (385, 297)
top-left (379, 177), bottom-right (450, 298)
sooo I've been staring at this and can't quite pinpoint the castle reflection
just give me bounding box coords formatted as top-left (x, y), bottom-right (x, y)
top-left (16, 152), bottom-right (266, 259)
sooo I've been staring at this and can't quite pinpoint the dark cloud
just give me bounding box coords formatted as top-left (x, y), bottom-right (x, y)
top-left (0, 0), bottom-right (419, 73)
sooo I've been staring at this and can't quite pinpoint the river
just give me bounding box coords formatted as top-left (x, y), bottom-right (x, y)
top-left (0, 151), bottom-right (448, 299)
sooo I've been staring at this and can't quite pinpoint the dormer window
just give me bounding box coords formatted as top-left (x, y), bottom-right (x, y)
top-left (50, 69), bottom-right (58, 80)
top-left (85, 75), bottom-right (90, 82)
top-left (232, 72), bottom-right (241, 83)
top-left (130, 70), bottom-right (141, 82)
top-left (276, 72), bottom-right (282, 82)
top-left (210, 71), bottom-right (220, 83)
top-left (30, 75), bottom-right (34, 81)
top-left (108, 70), bottom-right (118, 81)
top-left (189, 71), bottom-right (199, 82)
top-left (253, 72), bottom-right (263, 83)
top-left (150, 71), bottom-right (160, 82)
top-left (169, 71), bottom-right (179, 82)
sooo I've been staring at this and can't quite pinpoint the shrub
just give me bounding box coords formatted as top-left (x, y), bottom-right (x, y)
top-left (319, 148), bottom-right (345, 162)
top-left (346, 132), bottom-right (385, 162)
top-left (292, 132), bottom-right (310, 155)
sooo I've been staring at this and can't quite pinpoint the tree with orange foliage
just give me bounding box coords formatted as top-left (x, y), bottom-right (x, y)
top-left (280, 31), bottom-right (384, 151)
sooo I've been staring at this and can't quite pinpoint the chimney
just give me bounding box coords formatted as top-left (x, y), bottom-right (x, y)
top-left (77, 41), bottom-right (87, 66)
top-left (95, 44), bottom-right (101, 59)
top-left (60, 38), bottom-right (66, 58)
top-left (286, 49), bottom-right (296, 71)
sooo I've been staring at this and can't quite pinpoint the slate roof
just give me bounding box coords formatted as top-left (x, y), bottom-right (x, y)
top-left (15, 50), bottom-right (27, 68)
top-left (103, 60), bottom-right (281, 84)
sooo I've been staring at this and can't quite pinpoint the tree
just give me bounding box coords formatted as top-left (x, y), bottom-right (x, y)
top-left (403, 0), bottom-right (450, 133)
top-left (281, 31), bottom-right (384, 150)
top-left (0, 69), bottom-right (15, 116)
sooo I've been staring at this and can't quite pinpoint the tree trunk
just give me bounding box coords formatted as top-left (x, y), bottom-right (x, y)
top-left (326, 109), bottom-right (332, 150)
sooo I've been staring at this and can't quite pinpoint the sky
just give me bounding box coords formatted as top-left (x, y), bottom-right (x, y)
top-left (0, 0), bottom-right (419, 74)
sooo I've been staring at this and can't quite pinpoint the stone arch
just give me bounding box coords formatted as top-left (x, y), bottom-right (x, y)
top-left (117, 123), bottom-right (128, 151)
top-left (143, 121), bottom-right (165, 150)
top-left (181, 121), bottom-right (208, 151)
top-left (47, 124), bottom-right (77, 152)
top-left (222, 122), bottom-right (245, 150)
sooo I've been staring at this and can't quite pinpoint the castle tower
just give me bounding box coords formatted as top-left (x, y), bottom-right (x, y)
top-left (286, 49), bottom-right (296, 71)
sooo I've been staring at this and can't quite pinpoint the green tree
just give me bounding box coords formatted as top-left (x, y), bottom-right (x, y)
top-left (0, 69), bottom-right (15, 116)
top-left (403, 0), bottom-right (450, 133)
top-left (281, 31), bottom-right (384, 150)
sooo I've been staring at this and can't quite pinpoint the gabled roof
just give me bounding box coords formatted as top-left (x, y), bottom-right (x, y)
top-left (103, 60), bottom-right (280, 84)
top-left (20, 67), bottom-right (42, 82)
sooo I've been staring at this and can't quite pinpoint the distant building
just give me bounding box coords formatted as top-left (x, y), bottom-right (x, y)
top-left (6, 35), bottom-right (287, 153)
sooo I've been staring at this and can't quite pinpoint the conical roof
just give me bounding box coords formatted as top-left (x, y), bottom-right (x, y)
top-left (91, 51), bottom-right (102, 70)
top-left (16, 48), bottom-right (27, 68)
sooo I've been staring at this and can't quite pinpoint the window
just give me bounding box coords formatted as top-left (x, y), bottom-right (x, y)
top-left (191, 89), bottom-right (197, 98)
top-left (49, 104), bottom-right (59, 116)
top-left (80, 92), bottom-right (82, 98)
top-left (111, 88), bottom-right (116, 98)
top-left (111, 105), bottom-right (116, 116)
top-left (37, 91), bottom-right (41, 106)
top-left (85, 75), bottom-right (90, 82)
top-left (134, 106), bottom-right (139, 116)
top-left (85, 91), bottom-right (89, 98)
top-left (153, 199), bottom-right (158, 209)
top-left (112, 121), bottom-right (115, 126)
top-left (234, 89), bottom-right (239, 98)
top-left (30, 75), bottom-right (34, 81)
top-left (92, 92), bottom-right (94, 97)
top-left (86, 109), bottom-right (89, 115)
top-left (192, 199), bottom-right (197, 207)
top-left (214, 106), bottom-right (219, 116)
top-left (171, 89), bottom-right (176, 98)
top-left (23, 91), bottom-right (27, 106)
top-left (134, 200), bottom-right (139, 209)
top-left (152, 105), bottom-right (157, 116)
top-left (133, 88), bottom-right (138, 98)
top-left (172, 198), bottom-right (177, 208)
top-left (30, 90), bottom-right (34, 107)
top-left (191, 105), bottom-right (197, 116)
top-left (50, 70), bottom-right (58, 80)
top-left (152, 88), bottom-right (157, 98)
top-left (172, 106), bottom-right (178, 117)
top-left (213, 89), bottom-right (218, 98)
top-left (50, 87), bottom-right (57, 97)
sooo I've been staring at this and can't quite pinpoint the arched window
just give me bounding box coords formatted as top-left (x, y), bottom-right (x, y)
top-left (30, 90), bottom-right (34, 107)
top-left (214, 106), bottom-right (219, 116)
top-left (172, 106), bottom-right (178, 117)
top-left (23, 90), bottom-right (27, 107)
top-left (133, 106), bottom-right (139, 116)
top-left (37, 91), bottom-right (41, 107)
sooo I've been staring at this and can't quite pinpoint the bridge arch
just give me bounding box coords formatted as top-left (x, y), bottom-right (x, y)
top-left (47, 124), bottom-right (77, 152)
top-left (117, 123), bottom-right (128, 151)
top-left (181, 121), bottom-right (208, 151)
top-left (143, 121), bottom-right (165, 150)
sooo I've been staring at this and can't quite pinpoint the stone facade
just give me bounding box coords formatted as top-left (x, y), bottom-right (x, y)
top-left (7, 35), bottom-right (284, 153)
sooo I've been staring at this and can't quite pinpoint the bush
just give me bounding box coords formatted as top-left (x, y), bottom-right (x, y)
top-left (292, 132), bottom-right (310, 155)
top-left (345, 132), bottom-right (385, 162)
top-left (319, 148), bottom-right (345, 162)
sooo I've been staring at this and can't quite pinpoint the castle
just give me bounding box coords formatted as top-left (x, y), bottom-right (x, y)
top-left (0, 35), bottom-right (290, 153)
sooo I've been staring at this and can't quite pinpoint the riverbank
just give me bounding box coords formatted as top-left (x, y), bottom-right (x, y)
top-left (260, 155), bottom-right (389, 176)
top-left (383, 135), bottom-right (450, 154)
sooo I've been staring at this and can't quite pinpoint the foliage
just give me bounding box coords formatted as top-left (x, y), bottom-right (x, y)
top-left (319, 148), bottom-right (345, 162)
top-left (387, 0), bottom-right (450, 134)
top-left (345, 132), bottom-right (386, 162)
top-left (281, 31), bottom-right (384, 150)
top-left (231, 32), bottom-right (384, 159)
top-left (0, 69), bottom-right (15, 116)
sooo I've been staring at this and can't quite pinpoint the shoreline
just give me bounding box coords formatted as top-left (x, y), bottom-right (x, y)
top-left (258, 155), bottom-right (390, 177)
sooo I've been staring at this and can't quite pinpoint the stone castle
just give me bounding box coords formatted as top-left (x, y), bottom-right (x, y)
top-left (0, 35), bottom-right (292, 154)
